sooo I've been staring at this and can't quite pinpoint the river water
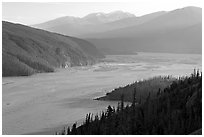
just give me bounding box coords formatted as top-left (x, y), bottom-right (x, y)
top-left (2, 52), bottom-right (201, 134)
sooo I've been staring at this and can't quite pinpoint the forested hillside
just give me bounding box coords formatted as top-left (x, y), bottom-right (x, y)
top-left (2, 21), bottom-right (104, 76)
top-left (96, 76), bottom-right (176, 103)
top-left (57, 71), bottom-right (202, 135)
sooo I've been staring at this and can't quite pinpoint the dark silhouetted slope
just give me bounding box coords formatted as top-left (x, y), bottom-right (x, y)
top-left (96, 76), bottom-right (175, 103)
top-left (57, 71), bottom-right (202, 135)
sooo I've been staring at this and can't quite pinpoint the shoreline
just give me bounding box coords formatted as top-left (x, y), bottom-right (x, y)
top-left (3, 54), bottom-right (201, 135)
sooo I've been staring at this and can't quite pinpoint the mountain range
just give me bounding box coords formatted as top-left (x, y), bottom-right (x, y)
top-left (2, 21), bottom-right (104, 76)
top-left (34, 6), bottom-right (202, 54)
top-left (33, 11), bottom-right (136, 36)
top-left (2, 6), bottom-right (202, 76)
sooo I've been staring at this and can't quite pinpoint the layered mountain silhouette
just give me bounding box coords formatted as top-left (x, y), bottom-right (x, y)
top-left (2, 21), bottom-right (104, 76)
top-left (34, 6), bottom-right (202, 55)
top-left (33, 11), bottom-right (136, 36)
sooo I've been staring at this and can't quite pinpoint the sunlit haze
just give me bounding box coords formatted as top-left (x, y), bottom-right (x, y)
top-left (2, 1), bottom-right (202, 25)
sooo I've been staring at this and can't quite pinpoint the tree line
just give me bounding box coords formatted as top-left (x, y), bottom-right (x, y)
top-left (56, 70), bottom-right (202, 135)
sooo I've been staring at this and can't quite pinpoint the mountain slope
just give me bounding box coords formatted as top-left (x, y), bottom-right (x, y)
top-left (87, 23), bottom-right (201, 54)
top-left (32, 6), bottom-right (201, 55)
top-left (33, 11), bottom-right (136, 36)
top-left (105, 11), bottom-right (166, 28)
top-left (84, 6), bottom-right (201, 38)
top-left (85, 6), bottom-right (202, 54)
top-left (33, 11), bottom-right (167, 37)
top-left (2, 21), bottom-right (104, 76)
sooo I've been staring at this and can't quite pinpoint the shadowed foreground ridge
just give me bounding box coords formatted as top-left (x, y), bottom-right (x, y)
top-left (57, 71), bottom-right (202, 135)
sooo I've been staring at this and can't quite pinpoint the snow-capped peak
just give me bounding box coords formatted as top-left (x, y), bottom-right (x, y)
top-left (83, 11), bottom-right (135, 23)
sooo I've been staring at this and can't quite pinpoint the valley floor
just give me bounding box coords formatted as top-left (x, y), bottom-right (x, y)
top-left (2, 53), bottom-right (201, 135)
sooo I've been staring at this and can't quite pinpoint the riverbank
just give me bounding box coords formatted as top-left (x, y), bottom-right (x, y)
top-left (2, 53), bottom-right (201, 134)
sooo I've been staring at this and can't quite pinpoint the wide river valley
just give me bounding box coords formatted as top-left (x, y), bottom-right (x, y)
top-left (2, 52), bottom-right (202, 134)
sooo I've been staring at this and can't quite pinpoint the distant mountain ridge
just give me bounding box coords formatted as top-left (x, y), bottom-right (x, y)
top-left (84, 7), bottom-right (201, 38)
top-left (2, 21), bottom-right (104, 76)
top-left (33, 11), bottom-right (136, 36)
top-left (35, 10), bottom-right (135, 26)
top-left (32, 6), bottom-right (202, 55)
top-left (82, 10), bottom-right (136, 24)
top-left (84, 6), bottom-right (202, 54)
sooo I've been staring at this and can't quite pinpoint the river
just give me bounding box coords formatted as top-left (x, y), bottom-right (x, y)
top-left (2, 52), bottom-right (201, 134)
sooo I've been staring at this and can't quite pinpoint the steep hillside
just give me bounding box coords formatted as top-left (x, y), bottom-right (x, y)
top-left (2, 21), bottom-right (104, 76)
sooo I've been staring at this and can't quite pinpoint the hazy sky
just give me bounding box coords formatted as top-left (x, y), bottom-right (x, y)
top-left (2, 1), bottom-right (202, 25)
